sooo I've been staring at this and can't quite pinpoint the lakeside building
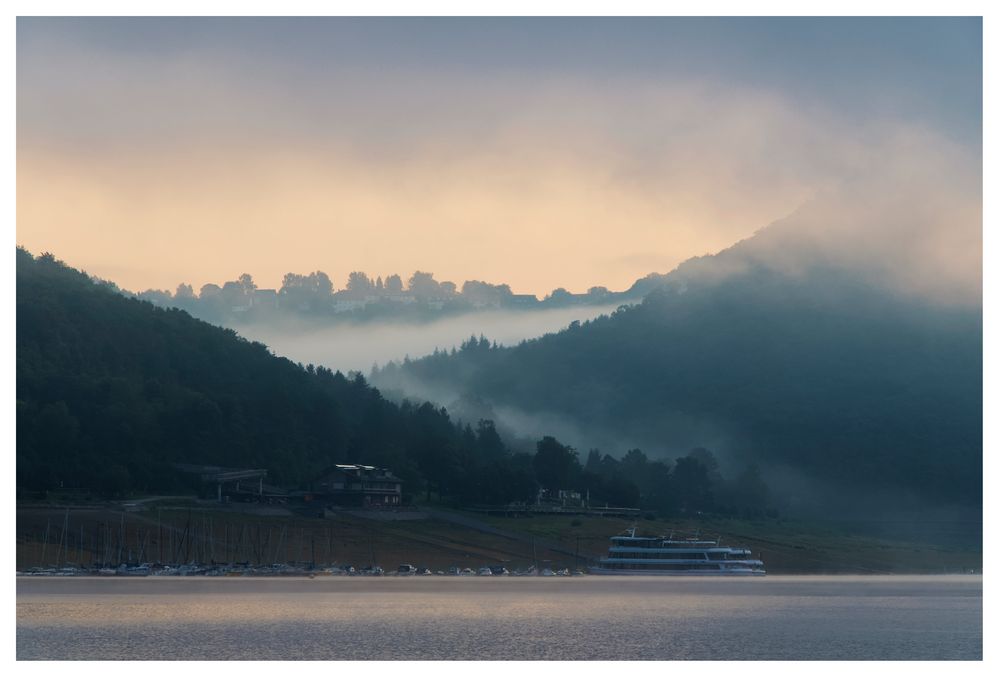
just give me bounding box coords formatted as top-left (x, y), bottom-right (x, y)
top-left (174, 464), bottom-right (288, 502)
top-left (311, 464), bottom-right (403, 507)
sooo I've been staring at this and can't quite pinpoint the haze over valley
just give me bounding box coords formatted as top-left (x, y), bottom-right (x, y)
top-left (235, 304), bottom-right (624, 373)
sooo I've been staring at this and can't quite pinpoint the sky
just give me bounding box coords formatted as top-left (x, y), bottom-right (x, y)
top-left (16, 17), bottom-right (982, 296)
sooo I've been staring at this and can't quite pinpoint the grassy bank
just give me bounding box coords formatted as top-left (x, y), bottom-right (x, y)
top-left (16, 500), bottom-right (981, 574)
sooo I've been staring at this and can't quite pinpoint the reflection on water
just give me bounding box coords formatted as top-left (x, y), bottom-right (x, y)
top-left (17, 576), bottom-right (982, 660)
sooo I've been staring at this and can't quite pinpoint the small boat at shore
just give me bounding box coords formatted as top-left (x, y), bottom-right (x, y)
top-left (118, 565), bottom-right (150, 577)
top-left (588, 527), bottom-right (765, 576)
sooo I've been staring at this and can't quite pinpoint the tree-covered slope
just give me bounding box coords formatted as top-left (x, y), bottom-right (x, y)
top-left (374, 245), bottom-right (982, 511)
top-left (15, 248), bottom-right (525, 498)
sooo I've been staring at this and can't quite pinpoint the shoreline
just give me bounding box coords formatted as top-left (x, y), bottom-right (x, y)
top-left (17, 572), bottom-right (984, 581)
top-left (17, 503), bottom-right (982, 576)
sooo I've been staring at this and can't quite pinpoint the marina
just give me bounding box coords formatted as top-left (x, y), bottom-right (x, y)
top-left (17, 560), bottom-right (583, 577)
top-left (18, 518), bottom-right (759, 578)
top-left (17, 505), bottom-right (983, 576)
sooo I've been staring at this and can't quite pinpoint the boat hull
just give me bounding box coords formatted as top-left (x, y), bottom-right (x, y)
top-left (588, 567), bottom-right (765, 576)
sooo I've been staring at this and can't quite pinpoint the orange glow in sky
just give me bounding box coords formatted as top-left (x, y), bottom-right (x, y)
top-left (16, 18), bottom-right (981, 297)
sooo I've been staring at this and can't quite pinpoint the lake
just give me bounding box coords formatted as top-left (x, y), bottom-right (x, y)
top-left (16, 575), bottom-right (982, 660)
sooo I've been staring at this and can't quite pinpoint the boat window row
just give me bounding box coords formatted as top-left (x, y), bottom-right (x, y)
top-left (601, 562), bottom-right (725, 570)
top-left (612, 540), bottom-right (719, 549)
top-left (612, 540), bottom-right (660, 548)
top-left (608, 551), bottom-right (709, 560)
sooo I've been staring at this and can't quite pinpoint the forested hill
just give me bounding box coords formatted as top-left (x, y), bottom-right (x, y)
top-left (14, 248), bottom-right (527, 499)
top-left (373, 242), bottom-right (983, 513)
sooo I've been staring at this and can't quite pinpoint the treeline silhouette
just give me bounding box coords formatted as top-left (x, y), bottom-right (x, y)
top-left (132, 268), bottom-right (662, 326)
top-left (532, 437), bottom-right (773, 518)
top-left (17, 248), bottom-right (767, 516)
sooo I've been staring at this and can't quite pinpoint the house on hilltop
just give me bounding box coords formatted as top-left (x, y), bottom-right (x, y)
top-left (253, 288), bottom-right (278, 309)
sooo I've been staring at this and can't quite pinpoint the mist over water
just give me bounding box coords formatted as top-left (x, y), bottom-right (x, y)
top-left (231, 304), bottom-right (624, 373)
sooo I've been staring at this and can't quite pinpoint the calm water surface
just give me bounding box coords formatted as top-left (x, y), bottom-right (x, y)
top-left (17, 575), bottom-right (982, 660)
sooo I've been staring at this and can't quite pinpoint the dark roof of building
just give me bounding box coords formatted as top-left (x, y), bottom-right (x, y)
top-left (318, 464), bottom-right (402, 482)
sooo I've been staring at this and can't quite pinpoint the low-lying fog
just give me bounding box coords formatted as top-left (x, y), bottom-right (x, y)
top-left (232, 304), bottom-right (624, 373)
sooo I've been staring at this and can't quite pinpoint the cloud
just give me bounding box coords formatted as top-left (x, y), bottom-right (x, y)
top-left (680, 127), bottom-right (982, 305)
top-left (16, 24), bottom-right (980, 300)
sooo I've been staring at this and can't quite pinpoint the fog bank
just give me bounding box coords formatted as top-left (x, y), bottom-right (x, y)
top-left (233, 304), bottom-right (624, 373)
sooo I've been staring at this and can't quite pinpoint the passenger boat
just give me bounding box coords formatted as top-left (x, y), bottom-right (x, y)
top-left (588, 527), bottom-right (765, 576)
